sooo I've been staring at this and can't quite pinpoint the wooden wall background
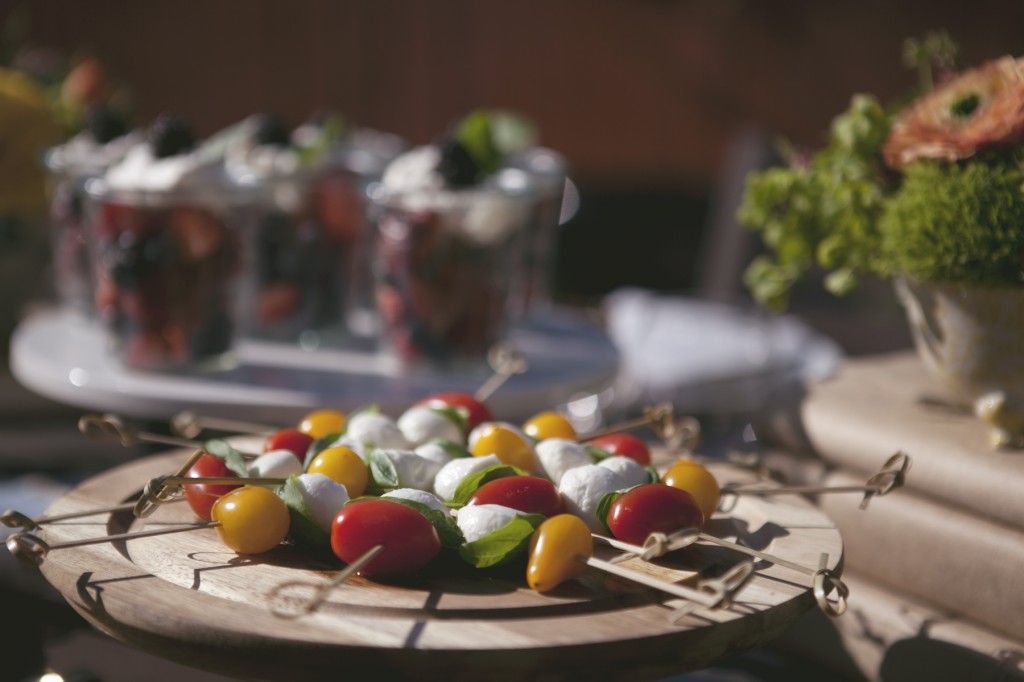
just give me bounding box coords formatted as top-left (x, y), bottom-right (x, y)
top-left (4, 0), bottom-right (1024, 301)
top-left (9, 0), bottom-right (1024, 191)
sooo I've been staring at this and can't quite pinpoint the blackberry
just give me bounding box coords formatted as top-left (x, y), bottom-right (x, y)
top-left (252, 113), bottom-right (291, 147)
top-left (436, 137), bottom-right (479, 188)
top-left (149, 114), bottom-right (196, 158)
top-left (86, 107), bottom-right (128, 144)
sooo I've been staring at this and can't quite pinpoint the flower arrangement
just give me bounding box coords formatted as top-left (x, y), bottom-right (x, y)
top-left (738, 33), bottom-right (1024, 310)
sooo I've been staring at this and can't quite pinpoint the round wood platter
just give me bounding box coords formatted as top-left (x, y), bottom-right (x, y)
top-left (33, 446), bottom-right (843, 681)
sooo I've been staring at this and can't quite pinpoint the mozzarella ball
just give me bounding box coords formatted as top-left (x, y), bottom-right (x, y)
top-left (559, 465), bottom-right (627, 532)
top-left (324, 435), bottom-right (368, 462)
top-left (433, 453), bottom-right (501, 501)
top-left (294, 473), bottom-right (350, 532)
top-left (345, 411), bottom-right (411, 450)
top-left (457, 504), bottom-right (520, 543)
top-left (535, 438), bottom-right (592, 485)
top-left (248, 449), bottom-right (303, 479)
top-left (598, 456), bottom-right (650, 488)
top-left (382, 488), bottom-right (450, 515)
top-left (414, 439), bottom-right (465, 466)
top-left (374, 449), bottom-right (442, 491)
top-left (398, 405), bottom-right (464, 446)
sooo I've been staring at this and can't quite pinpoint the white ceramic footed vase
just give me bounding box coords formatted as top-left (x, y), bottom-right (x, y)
top-left (895, 277), bottom-right (1024, 448)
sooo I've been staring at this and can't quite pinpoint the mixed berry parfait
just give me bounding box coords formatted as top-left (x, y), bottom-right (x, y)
top-left (88, 114), bottom-right (248, 371)
top-left (371, 112), bottom-right (537, 366)
top-left (44, 109), bottom-right (141, 316)
top-left (226, 114), bottom-right (402, 345)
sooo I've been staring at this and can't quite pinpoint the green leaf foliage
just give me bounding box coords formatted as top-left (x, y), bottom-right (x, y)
top-left (880, 155), bottom-right (1024, 287)
top-left (449, 464), bottom-right (525, 508)
top-left (368, 450), bottom-right (400, 491)
top-left (383, 498), bottom-right (465, 550)
top-left (596, 490), bottom-right (626, 535)
top-left (278, 476), bottom-right (332, 556)
top-left (737, 94), bottom-right (893, 310)
top-left (303, 431), bottom-right (344, 469)
top-left (202, 440), bottom-right (249, 478)
top-left (457, 513), bottom-right (546, 569)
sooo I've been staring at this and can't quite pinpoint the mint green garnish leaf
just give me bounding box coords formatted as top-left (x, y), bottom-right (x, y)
top-left (430, 406), bottom-right (468, 438)
top-left (457, 513), bottom-right (546, 569)
top-left (596, 490), bottom-right (626, 535)
top-left (296, 113), bottom-right (346, 165)
top-left (368, 450), bottom-right (400, 491)
top-left (384, 498), bottom-right (464, 550)
top-left (450, 464), bottom-right (525, 508)
top-left (202, 440), bottom-right (249, 478)
top-left (304, 431), bottom-right (344, 470)
top-left (586, 446), bottom-right (614, 463)
top-left (456, 110), bottom-right (501, 176)
top-left (489, 110), bottom-right (537, 156)
top-left (278, 476), bottom-right (331, 554)
top-left (645, 466), bottom-right (661, 484)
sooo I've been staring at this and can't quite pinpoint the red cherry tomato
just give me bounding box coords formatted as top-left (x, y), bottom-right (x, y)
top-left (331, 500), bottom-right (440, 578)
top-left (588, 433), bottom-right (652, 466)
top-left (416, 392), bottom-right (493, 431)
top-left (184, 454), bottom-right (241, 521)
top-left (263, 428), bottom-right (314, 463)
top-left (467, 476), bottom-right (565, 518)
top-left (607, 484), bottom-right (704, 546)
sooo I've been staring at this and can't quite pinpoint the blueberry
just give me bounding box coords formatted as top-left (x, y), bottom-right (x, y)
top-left (436, 137), bottom-right (479, 188)
top-left (86, 108), bottom-right (129, 144)
top-left (149, 114), bottom-right (196, 159)
top-left (252, 113), bottom-right (291, 147)
top-left (106, 228), bottom-right (176, 287)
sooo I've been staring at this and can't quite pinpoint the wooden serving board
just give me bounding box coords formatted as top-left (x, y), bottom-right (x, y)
top-left (33, 449), bottom-right (842, 681)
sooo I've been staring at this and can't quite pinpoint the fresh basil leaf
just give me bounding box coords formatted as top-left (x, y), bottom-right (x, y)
top-left (203, 439), bottom-right (249, 478)
top-left (430, 406), bottom-right (468, 438)
top-left (425, 438), bottom-right (472, 459)
top-left (304, 431), bottom-right (343, 469)
top-left (278, 475), bottom-right (331, 553)
top-left (645, 466), bottom-right (662, 484)
top-left (450, 464), bottom-right (524, 507)
top-left (457, 513), bottom-right (545, 569)
top-left (596, 489), bottom-right (626, 536)
top-left (369, 450), bottom-right (400, 490)
top-left (586, 446), bottom-right (614, 463)
top-left (385, 498), bottom-right (464, 550)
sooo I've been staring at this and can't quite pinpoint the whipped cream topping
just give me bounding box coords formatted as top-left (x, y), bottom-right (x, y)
top-left (46, 129), bottom-right (145, 176)
top-left (377, 145), bottom-right (534, 246)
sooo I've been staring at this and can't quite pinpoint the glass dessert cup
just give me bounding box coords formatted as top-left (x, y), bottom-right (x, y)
top-left (239, 160), bottom-right (379, 347)
top-left (506, 148), bottom-right (568, 322)
top-left (371, 176), bottom-right (535, 368)
top-left (86, 180), bottom-right (247, 371)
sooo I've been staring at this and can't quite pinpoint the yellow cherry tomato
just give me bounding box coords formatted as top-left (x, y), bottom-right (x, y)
top-left (527, 514), bottom-right (594, 592)
top-left (307, 446), bottom-right (369, 497)
top-left (470, 423), bottom-right (536, 472)
top-left (298, 409), bottom-right (347, 439)
top-left (211, 486), bottom-right (290, 554)
top-left (663, 460), bottom-right (721, 520)
top-left (522, 411), bottom-right (577, 440)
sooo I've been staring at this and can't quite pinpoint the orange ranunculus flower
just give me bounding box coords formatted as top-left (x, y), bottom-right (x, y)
top-left (883, 56), bottom-right (1024, 170)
